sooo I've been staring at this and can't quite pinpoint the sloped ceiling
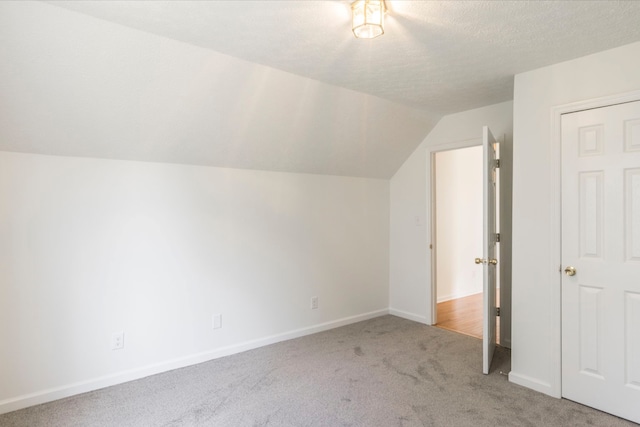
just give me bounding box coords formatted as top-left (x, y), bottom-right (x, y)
top-left (2, 1), bottom-right (640, 178)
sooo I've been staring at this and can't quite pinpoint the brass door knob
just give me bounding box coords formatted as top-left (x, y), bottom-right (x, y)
top-left (475, 258), bottom-right (485, 264)
top-left (564, 266), bottom-right (577, 276)
top-left (488, 259), bottom-right (498, 265)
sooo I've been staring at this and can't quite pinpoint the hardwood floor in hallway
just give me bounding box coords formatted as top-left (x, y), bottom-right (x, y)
top-left (436, 292), bottom-right (500, 343)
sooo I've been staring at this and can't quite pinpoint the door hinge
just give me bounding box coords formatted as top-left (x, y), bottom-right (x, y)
top-left (495, 233), bottom-right (500, 243)
top-left (496, 307), bottom-right (501, 317)
top-left (495, 159), bottom-right (500, 168)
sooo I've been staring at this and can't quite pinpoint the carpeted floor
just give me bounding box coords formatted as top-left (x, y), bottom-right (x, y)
top-left (0, 315), bottom-right (637, 426)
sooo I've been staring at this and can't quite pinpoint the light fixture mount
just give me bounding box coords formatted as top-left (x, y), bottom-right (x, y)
top-left (351, 0), bottom-right (386, 39)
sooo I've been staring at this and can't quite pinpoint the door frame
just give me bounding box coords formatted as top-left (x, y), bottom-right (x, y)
top-left (428, 137), bottom-right (483, 325)
top-left (549, 89), bottom-right (640, 398)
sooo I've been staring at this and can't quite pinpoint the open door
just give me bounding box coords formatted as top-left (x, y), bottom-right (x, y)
top-left (481, 126), bottom-right (498, 374)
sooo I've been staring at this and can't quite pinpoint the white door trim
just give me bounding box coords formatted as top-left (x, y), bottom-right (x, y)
top-left (427, 137), bottom-right (482, 325)
top-left (550, 89), bottom-right (640, 398)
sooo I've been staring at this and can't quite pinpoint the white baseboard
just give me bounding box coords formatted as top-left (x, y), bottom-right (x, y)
top-left (508, 371), bottom-right (559, 398)
top-left (388, 308), bottom-right (430, 325)
top-left (0, 309), bottom-right (389, 415)
top-left (437, 290), bottom-right (483, 303)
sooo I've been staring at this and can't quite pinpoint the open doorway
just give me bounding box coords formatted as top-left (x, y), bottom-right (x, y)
top-left (432, 145), bottom-right (500, 343)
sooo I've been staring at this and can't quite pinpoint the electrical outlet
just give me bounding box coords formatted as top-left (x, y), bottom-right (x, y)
top-left (111, 332), bottom-right (124, 350)
top-left (311, 296), bottom-right (318, 310)
top-left (212, 314), bottom-right (222, 329)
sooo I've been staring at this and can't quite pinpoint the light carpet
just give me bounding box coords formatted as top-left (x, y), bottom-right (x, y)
top-left (0, 315), bottom-right (636, 426)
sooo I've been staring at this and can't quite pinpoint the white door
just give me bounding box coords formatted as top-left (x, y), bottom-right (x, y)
top-left (561, 100), bottom-right (640, 423)
top-left (482, 126), bottom-right (498, 375)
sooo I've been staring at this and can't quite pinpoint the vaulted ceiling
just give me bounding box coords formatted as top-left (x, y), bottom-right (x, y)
top-left (2, 1), bottom-right (640, 178)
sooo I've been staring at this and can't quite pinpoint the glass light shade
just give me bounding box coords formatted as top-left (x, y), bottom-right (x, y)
top-left (351, 0), bottom-right (385, 39)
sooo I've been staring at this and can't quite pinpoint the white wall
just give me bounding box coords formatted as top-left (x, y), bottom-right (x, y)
top-left (435, 146), bottom-right (483, 302)
top-left (0, 152), bottom-right (390, 413)
top-left (389, 100), bottom-right (513, 346)
top-left (511, 40), bottom-right (640, 397)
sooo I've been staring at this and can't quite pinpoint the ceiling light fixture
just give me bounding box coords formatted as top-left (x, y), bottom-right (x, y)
top-left (351, 0), bottom-right (386, 39)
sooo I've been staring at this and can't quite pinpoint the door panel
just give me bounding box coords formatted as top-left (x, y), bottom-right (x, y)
top-left (577, 285), bottom-right (603, 378)
top-left (579, 171), bottom-right (603, 258)
top-left (625, 291), bottom-right (640, 389)
top-left (625, 168), bottom-right (640, 261)
top-left (562, 100), bottom-right (640, 424)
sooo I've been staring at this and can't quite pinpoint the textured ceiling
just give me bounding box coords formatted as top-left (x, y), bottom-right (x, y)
top-left (2, 1), bottom-right (640, 179)
top-left (44, 0), bottom-right (640, 115)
